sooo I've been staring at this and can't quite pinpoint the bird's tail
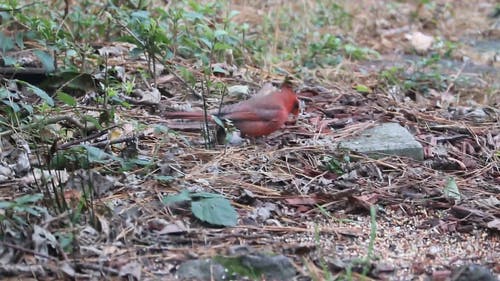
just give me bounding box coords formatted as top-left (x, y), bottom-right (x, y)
top-left (164, 111), bottom-right (211, 121)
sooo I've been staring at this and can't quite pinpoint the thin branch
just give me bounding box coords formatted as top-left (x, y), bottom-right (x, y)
top-left (0, 115), bottom-right (96, 137)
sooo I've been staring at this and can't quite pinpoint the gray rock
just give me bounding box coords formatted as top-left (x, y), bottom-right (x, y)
top-left (177, 259), bottom-right (227, 281)
top-left (339, 122), bottom-right (424, 160)
top-left (450, 264), bottom-right (497, 281)
top-left (239, 253), bottom-right (296, 281)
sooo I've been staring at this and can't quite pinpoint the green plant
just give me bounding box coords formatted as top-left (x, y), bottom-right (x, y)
top-left (313, 224), bottom-right (334, 281)
top-left (379, 55), bottom-right (448, 97)
top-left (302, 33), bottom-right (343, 68)
top-left (323, 154), bottom-right (349, 175)
top-left (344, 205), bottom-right (378, 279)
top-left (0, 193), bottom-right (47, 227)
top-left (0, 79), bottom-right (55, 137)
top-left (162, 190), bottom-right (238, 227)
top-left (312, 1), bottom-right (352, 29)
top-left (119, 9), bottom-right (171, 81)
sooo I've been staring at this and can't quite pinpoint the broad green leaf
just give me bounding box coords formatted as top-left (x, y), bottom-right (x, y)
top-left (191, 197), bottom-right (238, 226)
top-left (17, 80), bottom-right (54, 106)
top-left (80, 145), bottom-right (112, 163)
top-left (214, 29), bottom-right (228, 39)
top-left (0, 201), bottom-right (14, 209)
top-left (12, 214), bottom-right (28, 226)
top-left (444, 177), bottom-right (461, 201)
top-left (126, 158), bottom-right (151, 166)
top-left (130, 10), bottom-right (150, 20)
top-left (0, 88), bottom-right (9, 98)
top-left (213, 42), bottom-right (230, 52)
top-left (66, 49), bottom-right (77, 57)
top-left (191, 192), bottom-right (223, 199)
top-left (57, 233), bottom-right (74, 251)
top-left (41, 72), bottom-right (96, 92)
top-left (21, 103), bottom-right (33, 114)
top-left (130, 47), bottom-right (144, 58)
top-left (22, 206), bottom-right (44, 216)
top-left (82, 115), bottom-right (102, 130)
top-left (0, 32), bottom-right (14, 52)
top-left (33, 50), bottom-right (55, 72)
top-left (2, 99), bottom-right (20, 112)
top-left (211, 115), bottom-right (226, 128)
top-left (14, 193), bottom-right (43, 205)
top-left (177, 66), bottom-right (195, 84)
top-left (56, 92), bottom-right (77, 106)
top-left (199, 37), bottom-right (213, 49)
top-left (184, 11), bottom-right (204, 21)
top-left (2, 55), bottom-right (16, 66)
top-left (212, 64), bottom-right (228, 75)
top-left (162, 190), bottom-right (191, 205)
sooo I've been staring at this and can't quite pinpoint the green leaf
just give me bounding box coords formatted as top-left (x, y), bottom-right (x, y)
top-left (355, 84), bottom-right (371, 93)
top-left (80, 145), bottom-right (113, 163)
top-left (0, 201), bottom-right (14, 209)
top-left (184, 11), bottom-right (204, 21)
top-left (199, 37), bottom-right (213, 49)
top-left (155, 175), bottom-right (175, 183)
top-left (33, 50), bottom-right (55, 72)
top-left (0, 32), bottom-right (14, 52)
top-left (211, 65), bottom-right (229, 75)
top-left (0, 88), bottom-right (9, 99)
top-left (14, 32), bottom-right (24, 49)
top-left (2, 55), bottom-right (17, 66)
top-left (191, 197), bottom-right (238, 226)
top-left (17, 80), bottom-right (54, 106)
top-left (211, 115), bottom-right (226, 128)
top-left (213, 42), bottom-right (230, 52)
top-left (2, 99), bottom-right (20, 112)
top-left (82, 115), bottom-right (102, 130)
top-left (443, 177), bottom-right (461, 201)
top-left (191, 192), bottom-right (223, 199)
top-left (56, 233), bottom-right (74, 252)
top-left (214, 29), bottom-right (228, 39)
top-left (227, 10), bottom-right (240, 20)
top-left (153, 124), bottom-right (170, 134)
top-left (56, 92), bottom-right (77, 106)
top-left (23, 206), bottom-right (44, 216)
top-left (162, 190), bottom-right (191, 205)
top-left (12, 214), bottom-right (28, 226)
top-left (177, 66), bottom-right (196, 84)
top-left (40, 72), bottom-right (96, 93)
top-left (130, 47), bottom-right (144, 58)
top-left (14, 193), bottom-right (44, 205)
top-left (131, 10), bottom-right (150, 19)
top-left (22, 103), bottom-right (33, 114)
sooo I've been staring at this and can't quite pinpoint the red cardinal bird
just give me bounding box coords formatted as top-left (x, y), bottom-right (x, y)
top-left (164, 84), bottom-right (299, 137)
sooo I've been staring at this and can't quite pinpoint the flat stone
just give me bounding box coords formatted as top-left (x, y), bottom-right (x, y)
top-left (339, 123), bottom-right (424, 160)
top-left (176, 259), bottom-right (226, 281)
top-left (239, 253), bottom-right (296, 280)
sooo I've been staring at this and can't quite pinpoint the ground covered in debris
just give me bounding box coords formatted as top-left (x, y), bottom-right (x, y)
top-left (0, 0), bottom-right (498, 280)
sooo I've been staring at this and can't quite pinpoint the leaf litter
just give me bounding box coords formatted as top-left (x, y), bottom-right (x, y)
top-left (0, 0), bottom-right (499, 280)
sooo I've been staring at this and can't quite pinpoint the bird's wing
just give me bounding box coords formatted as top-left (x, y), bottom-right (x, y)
top-left (220, 106), bottom-right (283, 122)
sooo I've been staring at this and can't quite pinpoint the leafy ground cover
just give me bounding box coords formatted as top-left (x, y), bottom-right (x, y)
top-left (0, 0), bottom-right (498, 280)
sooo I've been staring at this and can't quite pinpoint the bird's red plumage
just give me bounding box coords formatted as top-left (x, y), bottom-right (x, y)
top-left (164, 84), bottom-right (299, 137)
